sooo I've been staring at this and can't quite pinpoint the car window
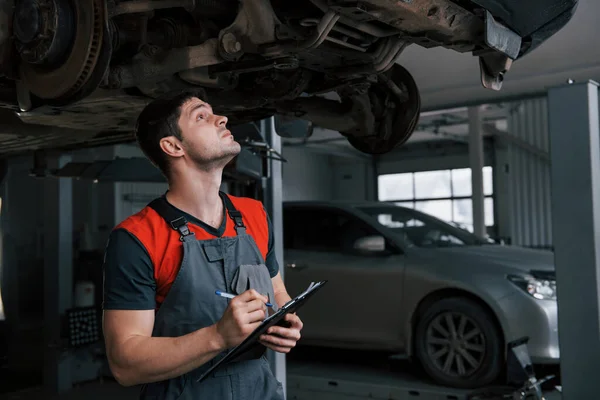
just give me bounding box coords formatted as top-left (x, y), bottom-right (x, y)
top-left (360, 207), bottom-right (467, 248)
top-left (283, 207), bottom-right (379, 253)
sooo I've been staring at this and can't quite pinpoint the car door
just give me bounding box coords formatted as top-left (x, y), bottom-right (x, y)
top-left (282, 206), bottom-right (407, 347)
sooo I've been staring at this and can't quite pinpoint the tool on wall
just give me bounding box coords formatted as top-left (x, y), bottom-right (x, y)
top-left (240, 138), bottom-right (286, 163)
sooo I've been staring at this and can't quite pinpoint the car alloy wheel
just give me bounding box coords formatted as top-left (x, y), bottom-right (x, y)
top-left (414, 296), bottom-right (503, 389)
top-left (425, 312), bottom-right (486, 377)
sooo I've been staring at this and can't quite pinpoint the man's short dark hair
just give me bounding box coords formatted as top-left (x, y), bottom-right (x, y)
top-left (134, 88), bottom-right (206, 176)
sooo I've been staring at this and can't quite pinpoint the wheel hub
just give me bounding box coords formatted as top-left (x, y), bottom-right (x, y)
top-left (450, 338), bottom-right (462, 350)
top-left (13, 0), bottom-right (74, 66)
top-left (426, 312), bottom-right (486, 378)
top-left (13, 0), bottom-right (41, 44)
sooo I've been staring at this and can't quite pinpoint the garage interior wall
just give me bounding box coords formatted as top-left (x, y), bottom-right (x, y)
top-left (0, 155), bottom-right (45, 358)
top-left (0, 156), bottom-right (41, 372)
top-left (281, 146), bottom-right (333, 202)
top-left (377, 141), bottom-right (495, 175)
top-left (68, 141), bottom-right (376, 223)
top-left (5, 143), bottom-right (375, 229)
top-left (112, 144), bottom-right (167, 221)
top-left (282, 146), bottom-right (375, 202)
top-left (0, 147), bottom-right (118, 305)
top-left (0, 145), bottom-right (119, 373)
top-left (331, 156), bottom-right (376, 202)
top-left (495, 98), bottom-right (552, 248)
top-left (111, 144), bottom-right (374, 215)
top-left (113, 144), bottom-right (335, 213)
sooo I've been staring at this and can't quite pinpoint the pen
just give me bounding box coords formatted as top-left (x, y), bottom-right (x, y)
top-left (215, 290), bottom-right (273, 308)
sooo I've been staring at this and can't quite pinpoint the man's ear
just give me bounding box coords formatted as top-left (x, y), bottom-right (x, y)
top-left (159, 136), bottom-right (185, 158)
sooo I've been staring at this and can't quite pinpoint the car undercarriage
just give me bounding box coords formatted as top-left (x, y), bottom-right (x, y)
top-left (0, 0), bottom-right (577, 158)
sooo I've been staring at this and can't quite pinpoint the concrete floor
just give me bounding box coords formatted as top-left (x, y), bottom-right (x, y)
top-left (4, 381), bottom-right (138, 400)
top-left (2, 349), bottom-right (564, 400)
top-left (2, 379), bottom-right (563, 400)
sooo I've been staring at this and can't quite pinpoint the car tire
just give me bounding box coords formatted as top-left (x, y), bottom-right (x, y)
top-left (414, 297), bottom-right (504, 389)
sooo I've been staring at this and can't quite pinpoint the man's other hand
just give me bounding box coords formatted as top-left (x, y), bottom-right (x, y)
top-left (215, 289), bottom-right (269, 349)
top-left (259, 313), bottom-right (303, 353)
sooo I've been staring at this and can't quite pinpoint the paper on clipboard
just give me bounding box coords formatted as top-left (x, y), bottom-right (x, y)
top-left (195, 280), bottom-right (327, 383)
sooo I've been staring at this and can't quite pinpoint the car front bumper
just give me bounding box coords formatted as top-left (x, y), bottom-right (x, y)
top-left (496, 290), bottom-right (560, 364)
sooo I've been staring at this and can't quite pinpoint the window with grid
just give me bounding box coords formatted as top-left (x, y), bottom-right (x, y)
top-left (377, 167), bottom-right (494, 232)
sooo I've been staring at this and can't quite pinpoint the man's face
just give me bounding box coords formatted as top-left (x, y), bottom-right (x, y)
top-left (176, 97), bottom-right (241, 166)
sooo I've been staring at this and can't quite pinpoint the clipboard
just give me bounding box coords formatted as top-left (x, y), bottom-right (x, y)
top-left (196, 280), bottom-right (327, 383)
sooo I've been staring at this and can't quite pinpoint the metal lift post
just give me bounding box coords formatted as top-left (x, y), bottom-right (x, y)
top-left (260, 117), bottom-right (288, 397)
top-left (548, 80), bottom-right (600, 400)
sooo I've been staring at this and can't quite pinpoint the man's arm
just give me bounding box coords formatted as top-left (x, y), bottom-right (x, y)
top-left (104, 291), bottom-right (267, 386)
top-left (103, 309), bottom-right (225, 386)
top-left (102, 229), bottom-right (269, 386)
top-left (262, 206), bottom-right (292, 307)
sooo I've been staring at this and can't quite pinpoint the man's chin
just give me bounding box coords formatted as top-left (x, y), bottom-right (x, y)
top-left (222, 143), bottom-right (242, 162)
top-left (228, 141), bottom-right (242, 154)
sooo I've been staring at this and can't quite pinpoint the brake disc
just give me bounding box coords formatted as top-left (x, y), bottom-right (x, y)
top-left (18, 0), bottom-right (105, 101)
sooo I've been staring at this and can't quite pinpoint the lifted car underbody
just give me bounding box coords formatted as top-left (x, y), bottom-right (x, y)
top-left (0, 0), bottom-right (578, 158)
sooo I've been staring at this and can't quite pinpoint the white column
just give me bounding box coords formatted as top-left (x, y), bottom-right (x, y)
top-left (261, 117), bottom-right (287, 397)
top-left (468, 106), bottom-right (486, 237)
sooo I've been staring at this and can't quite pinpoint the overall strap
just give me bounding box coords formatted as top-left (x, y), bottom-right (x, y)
top-left (147, 197), bottom-right (195, 242)
top-left (219, 191), bottom-right (247, 235)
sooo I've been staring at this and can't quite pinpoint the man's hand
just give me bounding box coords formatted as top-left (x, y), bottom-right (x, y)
top-left (259, 313), bottom-right (303, 353)
top-left (215, 289), bottom-right (269, 349)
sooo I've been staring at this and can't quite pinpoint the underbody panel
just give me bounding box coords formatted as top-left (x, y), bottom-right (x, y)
top-left (0, 0), bottom-right (578, 159)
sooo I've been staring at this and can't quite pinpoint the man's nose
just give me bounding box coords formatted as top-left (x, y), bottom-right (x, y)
top-left (215, 114), bottom-right (228, 127)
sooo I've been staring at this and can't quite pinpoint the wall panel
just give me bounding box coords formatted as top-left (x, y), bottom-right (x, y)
top-left (497, 97), bottom-right (553, 248)
top-left (281, 146), bottom-right (334, 202)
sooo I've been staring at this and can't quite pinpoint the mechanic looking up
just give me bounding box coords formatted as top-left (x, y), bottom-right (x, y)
top-left (101, 88), bottom-right (302, 400)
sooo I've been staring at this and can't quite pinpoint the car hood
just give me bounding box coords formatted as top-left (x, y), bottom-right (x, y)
top-left (408, 244), bottom-right (555, 274)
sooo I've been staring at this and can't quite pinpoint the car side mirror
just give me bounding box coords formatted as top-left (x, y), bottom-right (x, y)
top-left (353, 235), bottom-right (386, 254)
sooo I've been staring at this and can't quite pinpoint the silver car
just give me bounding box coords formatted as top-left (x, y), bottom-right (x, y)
top-left (282, 201), bottom-right (559, 389)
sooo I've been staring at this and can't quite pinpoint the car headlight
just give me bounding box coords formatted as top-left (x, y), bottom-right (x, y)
top-left (507, 273), bottom-right (557, 300)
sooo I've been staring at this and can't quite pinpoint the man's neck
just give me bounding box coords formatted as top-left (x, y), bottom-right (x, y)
top-left (166, 167), bottom-right (225, 229)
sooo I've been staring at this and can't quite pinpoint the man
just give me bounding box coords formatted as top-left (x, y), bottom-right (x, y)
top-left (102, 89), bottom-right (302, 400)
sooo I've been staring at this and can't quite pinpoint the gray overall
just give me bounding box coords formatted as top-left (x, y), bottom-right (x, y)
top-left (139, 193), bottom-right (285, 400)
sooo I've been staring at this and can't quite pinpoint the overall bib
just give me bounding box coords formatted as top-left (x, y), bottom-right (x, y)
top-left (139, 193), bottom-right (285, 400)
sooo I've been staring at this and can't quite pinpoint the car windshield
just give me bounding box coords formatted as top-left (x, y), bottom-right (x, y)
top-left (356, 204), bottom-right (490, 248)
